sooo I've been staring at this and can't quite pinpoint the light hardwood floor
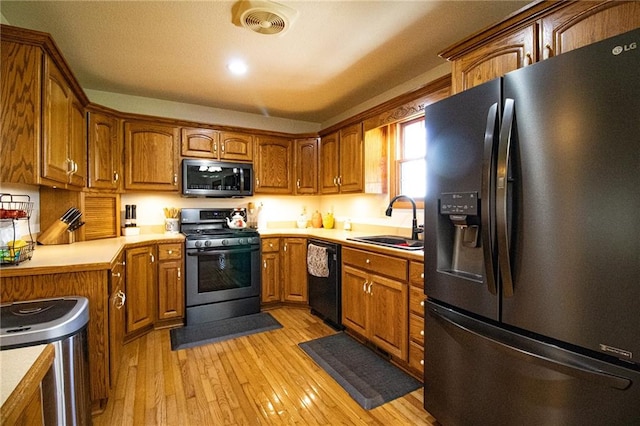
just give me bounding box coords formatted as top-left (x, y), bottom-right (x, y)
top-left (93, 307), bottom-right (437, 425)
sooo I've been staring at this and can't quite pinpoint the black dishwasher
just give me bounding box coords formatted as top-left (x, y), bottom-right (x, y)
top-left (307, 239), bottom-right (343, 330)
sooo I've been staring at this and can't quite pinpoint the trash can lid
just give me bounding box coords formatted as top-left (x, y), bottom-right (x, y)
top-left (0, 297), bottom-right (89, 349)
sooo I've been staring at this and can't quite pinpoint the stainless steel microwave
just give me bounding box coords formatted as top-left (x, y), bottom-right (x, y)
top-left (182, 159), bottom-right (253, 197)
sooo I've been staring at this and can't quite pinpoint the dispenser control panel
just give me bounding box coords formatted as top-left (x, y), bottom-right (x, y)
top-left (440, 192), bottom-right (478, 215)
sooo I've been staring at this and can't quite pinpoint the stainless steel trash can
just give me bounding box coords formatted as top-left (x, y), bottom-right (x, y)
top-left (1, 296), bottom-right (91, 426)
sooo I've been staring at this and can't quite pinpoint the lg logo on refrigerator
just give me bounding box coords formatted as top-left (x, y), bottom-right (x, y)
top-left (612, 42), bottom-right (637, 56)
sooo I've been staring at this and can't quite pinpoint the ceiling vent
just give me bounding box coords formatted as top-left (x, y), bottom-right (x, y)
top-left (232, 0), bottom-right (298, 35)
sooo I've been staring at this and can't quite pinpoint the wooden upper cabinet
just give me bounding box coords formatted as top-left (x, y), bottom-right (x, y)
top-left (451, 24), bottom-right (537, 93)
top-left (294, 137), bottom-right (318, 195)
top-left (319, 123), bottom-right (364, 194)
top-left (181, 128), bottom-right (253, 162)
top-left (1, 41), bottom-right (42, 185)
top-left (220, 131), bottom-right (253, 162)
top-left (338, 123), bottom-right (364, 193)
top-left (445, 0), bottom-right (640, 94)
top-left (539, 1), bottom-right (640, 60)
top-left (319, 131), bottom-right (340, 194)
top-left (43, 56), bottom-right (87, 187)
top-left (88, 110), bottom-right (122, 190)
top-left (254, 135), bottom-right (292, 194)
top-left (124, 121), bottom-right (179, 191)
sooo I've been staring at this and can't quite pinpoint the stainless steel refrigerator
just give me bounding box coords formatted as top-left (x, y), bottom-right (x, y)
top-left (423, 29), bottom-right (640, 425)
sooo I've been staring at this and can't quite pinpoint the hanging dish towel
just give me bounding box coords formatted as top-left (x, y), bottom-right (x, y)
top-left (307, 244), bottom-right (329, 277)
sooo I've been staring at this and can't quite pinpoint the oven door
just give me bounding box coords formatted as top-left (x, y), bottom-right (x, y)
top-left (185, 244), bottom-right (261, 307)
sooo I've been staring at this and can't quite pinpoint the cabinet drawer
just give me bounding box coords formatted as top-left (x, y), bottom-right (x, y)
top-left (261, 238), bottom-right (280, 253)
top-left (158, 243), bottom-right (182, 260)
top-left (409, 341), bottom-right (424, 373)
top-left (342, 247), bottom-right (407, 281)
top-left (409, 261), bottom-right (424, 289)
top-left (409, 313), bottom-right (425, 346)
top-left (409, 286), bottom-right (425, 316)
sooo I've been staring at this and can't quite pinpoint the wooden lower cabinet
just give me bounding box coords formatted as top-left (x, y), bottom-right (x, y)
top-left (108, 253), bottom-right (126, 389)
top-left (125, 245), bottom-right (157, 336)
top-left (342, 248), bottom-right (408, 360)
top-left (1, 271), bottom-right (111, 409)
top-left (260, 237), bottom-right (308, 305)
top-left (261, 238), bottom-right (281, 304)
top-left (408, 261), bottom-right (425, 375)
top-left (281, 238), bottom-right (307, 303)
top-left (157, 243), bottom-right (184, 324)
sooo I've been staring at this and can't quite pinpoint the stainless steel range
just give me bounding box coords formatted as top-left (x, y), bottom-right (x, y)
top-left (181, 208), bottom-right (261, 325)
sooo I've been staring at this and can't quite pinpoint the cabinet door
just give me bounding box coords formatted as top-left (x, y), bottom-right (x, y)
top-left (43, 56), bottom-right (72, 184)
top-left (67, 97), bottom-right (86, 187)
top-left (451, 24), bottom-right (537, 94)
top-left (1, 41), bottom-right (42, 185)
top-left (294, 138), bottom-right (318, 194)
top-left (282, 238), bottom-right (307, 303)
top-left (261, 251), bottom-right (281, 303)
top-left (540, 1), bottom-right (640, 60)
top-left (88, 111), bottom-right (121, 190)
top-left (125, 245), bottom-right (156, 334)
top-left (338, 123), bottom-right (364, 193)
top-left (342, 265), bottom-right (369, 337)
top-left (368, 273), bottom-right (408, 359)
top-left (124, 121), bottom-right (179, 191)
top-left (108, 257), bottom-right (125, 388)
top-left (157, 259), bottom-right (184, 320)
top-left (181, 127), bottom-right (218, 158)
top-left (220, 131), bottom-right (253, 162)
top-left (254, 136), bottom-right (292, 194)
top-left (319, 131), bottom-right (340, 194)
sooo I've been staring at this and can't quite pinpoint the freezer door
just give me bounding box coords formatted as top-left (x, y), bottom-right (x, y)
top-left (500, 29), bottom-right (640, 364)
top-left (424, 301), bottom-right (640, 426)
top-left (424, 78), bottom-right (501, 320)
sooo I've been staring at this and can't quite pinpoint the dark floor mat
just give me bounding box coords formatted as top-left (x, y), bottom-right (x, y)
top-left (170, 312), bottom-right (282, 351)
top-left (299, 332), bottom-right (421, 410)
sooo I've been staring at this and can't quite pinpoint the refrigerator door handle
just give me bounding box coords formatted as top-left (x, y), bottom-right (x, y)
top-left (481, 102), bottom-right (499, 296)
top-left (496, 98), bottom-right (515, 297)
top-left (428, 304), bottom-right (633, 391)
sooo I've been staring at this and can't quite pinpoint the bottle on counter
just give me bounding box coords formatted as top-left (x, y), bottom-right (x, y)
top-left (131, 204), bottom-right (137, 227)
top-left (124, 205), bottom-right (132, 227)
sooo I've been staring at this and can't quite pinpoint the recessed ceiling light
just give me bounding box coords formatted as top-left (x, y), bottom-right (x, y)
top-left (227, 60), bottom-right (248, 76)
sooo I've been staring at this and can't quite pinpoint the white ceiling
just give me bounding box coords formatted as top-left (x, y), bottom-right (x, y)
top-left (1, 1), bottom-right (529, 124)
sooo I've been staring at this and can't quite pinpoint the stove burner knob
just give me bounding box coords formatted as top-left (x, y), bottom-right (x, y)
top-left (222, 239), bottom-right (229, 246)
top-left (205, 240), bottom-right (212, 247)
top-left (195, 241), bottom-right (202, 248)
top-left (238, 238), bottom-right (246, 245)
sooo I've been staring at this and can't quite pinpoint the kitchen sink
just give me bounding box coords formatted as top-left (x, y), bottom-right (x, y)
top-left (346, 235), bottom-right (424, 251)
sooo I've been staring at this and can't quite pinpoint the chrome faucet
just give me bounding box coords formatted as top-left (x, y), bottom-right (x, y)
top-left (385, 194), bottom-right (423, 241)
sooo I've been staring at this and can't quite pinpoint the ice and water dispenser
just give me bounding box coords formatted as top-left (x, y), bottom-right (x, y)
top-left (437, 192), bottom-right (484, 281)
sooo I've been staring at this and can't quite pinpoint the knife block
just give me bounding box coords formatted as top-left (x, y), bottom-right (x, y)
top-left (37, 221), bottom-right (74, 245)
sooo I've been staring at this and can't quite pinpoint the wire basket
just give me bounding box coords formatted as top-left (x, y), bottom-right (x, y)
top-left (0, 194), bottom-right (35, 266)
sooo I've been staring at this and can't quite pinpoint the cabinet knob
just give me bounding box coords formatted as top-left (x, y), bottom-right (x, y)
top-left (365, 259), bottom-right (370, 264)
top-left (420, 330), bottom-right (424, 337)
top-left (112, 272), bottom-right (121, 278)
top-left (420, 273), bottom-right (424, 279)
top-left (168, 250), bottom-right (173, 255)
top-left (420, 300), bottom-right (425, 307)
top-left (420, 359), bottom-right (424, 366)
top-left (269, 243), bottom-right (273, 248)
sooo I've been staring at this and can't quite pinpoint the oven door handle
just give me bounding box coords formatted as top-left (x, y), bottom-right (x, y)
top-left (187, 246), bottom-right (259, 256)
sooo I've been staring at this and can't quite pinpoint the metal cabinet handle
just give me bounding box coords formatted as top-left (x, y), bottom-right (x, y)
top-left (333, 177), bottom-right (338, 186)
top-left (337, 176), bottom-right (342, 185)
top-left (177, 267), bottom-right (181, 279)
top-left (221, 143), bottom-right (225, 153)
top-left (150, 253), bottom-right (155, 263)
top-left (173, 174), bottom-right (178, 185)
top-left (368, 282), bottom-right (373, 295)
top-left (256, 178), bottom-right (260, 187)
top-left (545, 43), bottom-right (554, 58)
top-left (525, 52), bottom-right (533, 65)
top-left (213, 142), bottom-right (217, 153)
top-left (363, 281), bottom-right (368, 293)
top-left (263, 260), bottom-right (267, 269)
top-left (112, 272), bottom-right (121, 278)
top-left (113, 171), bottom-right (119, 182)
top-left (296, 179), bottom-right (301, 188)
top-left (114, 290), bottom-right (126, 309)
top-left (283, 244), bottom-right (287, 252)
